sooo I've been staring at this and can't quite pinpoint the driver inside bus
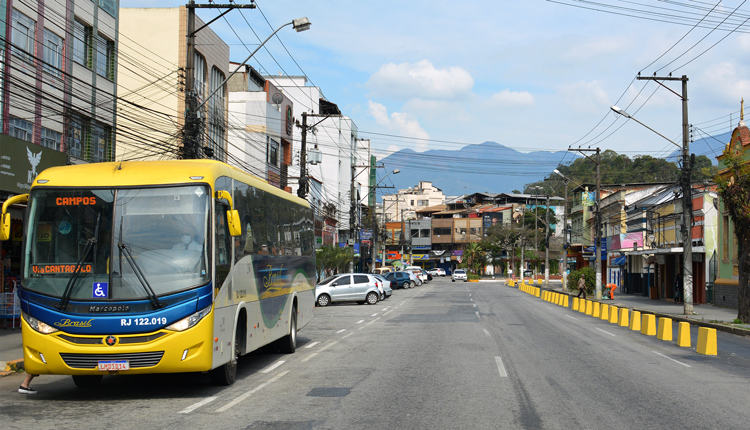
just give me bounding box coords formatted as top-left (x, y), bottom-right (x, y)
top-left (172, 224), bottom-right (202, 251)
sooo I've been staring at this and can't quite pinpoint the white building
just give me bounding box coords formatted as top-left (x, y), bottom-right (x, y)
top-left (383, 181), bottom-right (445, 222)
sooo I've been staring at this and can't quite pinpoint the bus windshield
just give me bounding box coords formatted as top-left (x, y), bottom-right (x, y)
top-left (23, 185), bottom-right (211, 301)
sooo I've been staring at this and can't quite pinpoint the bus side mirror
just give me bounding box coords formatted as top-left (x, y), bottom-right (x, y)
top-left (227, 209), bottom-right (241, 237)
top-left (1, 194), bottom-right (29, 241)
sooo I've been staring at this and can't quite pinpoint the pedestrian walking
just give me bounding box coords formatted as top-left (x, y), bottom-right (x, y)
top-left (577, 275), bottom-right (587, 299)
top-left (18, 373), bottom-right (37, 394)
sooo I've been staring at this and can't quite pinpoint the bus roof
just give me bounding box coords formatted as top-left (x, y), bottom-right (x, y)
top-left (32, 160), bottom-right (310, 208)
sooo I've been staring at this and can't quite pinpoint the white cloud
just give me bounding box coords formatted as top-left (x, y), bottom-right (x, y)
top-left (559, 80), bottom-right (610, 113)
top-left (490, 89), bottom-right (535, 108)
top-left (368, 100), bottom-right (430, 152)
top-left (365, 60), bottom-right (474, 100)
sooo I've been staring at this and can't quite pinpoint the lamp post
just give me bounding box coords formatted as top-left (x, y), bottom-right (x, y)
top-left (611, 104), bottom-right (693, 315)
top-left (371, 169), bottom-right (400, 270)
top-left (553, 169), bottom-right (584, 292)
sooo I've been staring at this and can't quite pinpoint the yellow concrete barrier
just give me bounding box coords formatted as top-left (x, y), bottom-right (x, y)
top-left (535, 288), bottom-right (540, 298)
top-left (592, 302), bottom-right (601, 318)
top-left (580, 299), bottom-right (587, 313)
top-left (609, 306), bottom-right (618, 324)
top-left (641, 314), bottom-right (656, 336)
top-left (585, 300), bottom-right (593, 315)
top-left (600, 304), bottom-right (609, 320)
top-left (555, 293), bottom-right (560, 305)
top-left (657, 317), bottom-right (673, 341)
top-left (697, 327), bottom-right (717, 355)
top-left (618, 308), bottom-right (629, 327)
top-left (562, 295), bottom-right (569, 308)
top-left (629, 311), bottom-right (641, 331)
top-left (677, 322), bottom-right (691, 348)
top-left (572, 297), bottom-right (579, 311)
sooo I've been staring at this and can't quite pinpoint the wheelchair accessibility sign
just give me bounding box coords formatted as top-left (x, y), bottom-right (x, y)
top-left (93, 282), bottom-right (109, 298)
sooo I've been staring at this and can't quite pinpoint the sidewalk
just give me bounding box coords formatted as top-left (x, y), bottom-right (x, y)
top-left (0, 326), bottom-right (24, 376)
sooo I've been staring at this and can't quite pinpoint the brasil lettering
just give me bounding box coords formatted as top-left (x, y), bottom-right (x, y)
top-left (56, 196), bottom-right (97, 206)
top-left (33, 264), bottom-right (92, 274)
top-left (54, 318), bottom-right (94, 328)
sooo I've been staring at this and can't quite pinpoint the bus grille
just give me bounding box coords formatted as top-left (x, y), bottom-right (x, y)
top-left (57, 332), bottom-right (166, 345)
top-left (60, 352), bottom-right (164, 369)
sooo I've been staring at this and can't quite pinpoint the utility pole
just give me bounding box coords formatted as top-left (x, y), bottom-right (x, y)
top-left (183, 1), bottom-right (256, 159)
top-left (637, 74), bottom-right (693, 315)
top-left (545, 194), bottom-right (550, 288)
top-left (297, 112), bottom-right (308, 199)
top-left (568, 147), bottom-right (602, 299)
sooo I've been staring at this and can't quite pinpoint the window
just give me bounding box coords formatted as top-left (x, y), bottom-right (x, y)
top-left (41, 127), bottom-right (61, 150)
top-left (420, 229), bottom-right (430, 238)
top-left (43, 30), bottom-right (63, 77)
top-left (418, 200), bottom-right (429, 206)
top-left (194, 52), bottom-right (206, 103)
top-left (722, 215), bottom-right (729, 260)
top-left (12, 9), bottom-right (35, 63)
top-left (267, 137), bottom-right (279, 166)
top-left (9, 116), bottom-right (34, 142)
top-left (68, 114), bottom-right (89, 159)
top-left (73, 20), bottom-right (93, 68)
top-left (207, 66), bottom-right (226, 160)
top-left (95, 33), bottom-right (115, 79)
top-left (92, 122), bottom-right (111, 162)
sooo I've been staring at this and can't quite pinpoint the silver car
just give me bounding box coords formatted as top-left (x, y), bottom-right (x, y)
top-left (372, 274), bottom-right (393, 299)
top-left (316, 273), bottom-right (381, 306)
top-left (452, 269), bottom-right (467, 282)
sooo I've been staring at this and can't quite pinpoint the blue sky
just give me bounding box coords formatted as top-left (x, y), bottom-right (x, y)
top-left (121, 1), bottom-right (750, 166)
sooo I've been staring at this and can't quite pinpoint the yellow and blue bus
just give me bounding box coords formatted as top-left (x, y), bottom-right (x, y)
top-left (0, 160), bottom-right (315, 386)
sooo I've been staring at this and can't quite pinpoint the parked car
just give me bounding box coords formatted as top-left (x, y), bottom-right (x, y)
top-left (405, 270), bottom-right (422, 286)
top-left (315, 273), bottom-right (381, 306)
top-left (422, 269), bottom-right (432, 282)
top-left (372, 267), bottom-right (393, 275)
top-left (405, 266), bottom-right (427, 284)
top-left (452, 269), bottom-right (468, 282)
top-left (372, 274), bottom-right (393, 299)
top-left (428, 268), bottom-right (446, 277)
top-left (385, 271), bottom-right (414, 289)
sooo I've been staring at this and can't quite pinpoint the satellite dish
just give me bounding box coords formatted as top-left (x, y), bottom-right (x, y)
top-left (272, 93), bottom-right (283, 104)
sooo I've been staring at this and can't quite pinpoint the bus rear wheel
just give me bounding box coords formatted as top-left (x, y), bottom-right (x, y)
top-left (277, 305), bottom-right (297, 354)
top-left (72, 375), bottom-right (102, 388)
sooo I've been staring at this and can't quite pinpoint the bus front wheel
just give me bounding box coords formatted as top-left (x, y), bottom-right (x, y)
top-left (72, 375), bottom-right (102, 388)
top-left (210, 327), bottom-right (242, 385)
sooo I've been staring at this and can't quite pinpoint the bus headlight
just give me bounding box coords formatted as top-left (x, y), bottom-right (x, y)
top-left (166, 305), bottom-right (211, 332)
top-left (22, 313), bottom-right (59, 334)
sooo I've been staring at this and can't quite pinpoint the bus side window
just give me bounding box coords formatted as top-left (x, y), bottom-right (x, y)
top-left (215, 201), bottom-right (232, 288)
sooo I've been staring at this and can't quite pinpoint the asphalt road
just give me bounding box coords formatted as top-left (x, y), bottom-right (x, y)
top-left (3, 278), bottom-right (750, 429)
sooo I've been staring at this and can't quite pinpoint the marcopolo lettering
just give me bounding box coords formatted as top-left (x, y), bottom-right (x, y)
top-left (56, 196), bottom-right (97, 206)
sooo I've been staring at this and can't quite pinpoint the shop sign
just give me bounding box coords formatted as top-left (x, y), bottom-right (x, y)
top-left (0, 136), bottom-right (67, 194)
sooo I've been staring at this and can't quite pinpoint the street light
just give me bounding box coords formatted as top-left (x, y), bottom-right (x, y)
top-left (196, 17), bottom-right (311, 113)
top-left (611, 104), bottom-right (693, 315)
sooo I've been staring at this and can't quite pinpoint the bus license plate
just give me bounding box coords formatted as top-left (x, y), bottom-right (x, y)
top-left (98, 360), bottom-right (129, 371)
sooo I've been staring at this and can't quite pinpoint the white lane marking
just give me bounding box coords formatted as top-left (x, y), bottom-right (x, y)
top-left (304, 341), bottom-right (320, 349)
top-left (473, 304), bottom-right (477, 308)
top-left (371, 313), bottom-right (379, 317)
top-left (382, 307), bottom-right (390, 311)
top-left (365, 317), bottom-right (381, 326)
top-left (565, 315), bottom-right (577, 320)
top-left (545, 307), bottom-right (553, 310)
top-left (356, 320), bottom-right (365, 324)
top-left (383, 310), bottom-right (393, 315)
top-left (260, 360), bottom-right (285, 374)
top-left (595, 328), bottom-right (616, 337)
top-left (475, 311), bottom-right (480, 319)
top-left (301, 352), bottom-right (318, 363)
top-left (341, 332), bottom-right (353, 339)
top-left (317, 341), bottom-right (338, 353)
top-left (653, 351), bottom-right (692, 368)
top-left (216, 371), bottom-right (289, 413)
top-left (483, 329), bottom-right (491, 337)
top-left (335, 329), bottom-right (347, 334)
top-left (495, 356), bottom-right (508, 377)
top-left (179, 396), bottom-right (217, 414)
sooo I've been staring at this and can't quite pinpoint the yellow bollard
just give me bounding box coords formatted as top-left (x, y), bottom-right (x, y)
top-left (657, 317), bottom-right (673, 341)
top-left (629, 311), bottom-right (641, 331)
top-left (641, 314), bottom-right (656, 336)
top-left (697, 327), bottom-right (717, 355)
top-left (600, 304), bottom-right (609, 320)
top-left (535, 287), bottom-right (540, 298)
top-left (585, 300), bottom-right (593, 315)
top-left (555, 293), bottom-right (560, 305)
top-left (573, 297), bottom-right (579, 311)
top-left (609, 306), bottom-right (618, 324)
top-left (618, 308), bottom-right (629, 327)
top-left (562, 295), bottom-right (569, 308)
top-left (677, 322), bottom-right (691, 348)
top-left (579, 299), bottom-right (587, 313)
top-left (592, 302), bottom-right (601, 318)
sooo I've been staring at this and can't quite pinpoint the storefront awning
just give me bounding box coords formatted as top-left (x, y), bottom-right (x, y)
top-left (626, 246), bottom-right (705, 256)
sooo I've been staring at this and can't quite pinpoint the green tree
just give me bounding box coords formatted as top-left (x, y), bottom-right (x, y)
top-left (482, 223), bottom-right (520, 277)
top-left (716, 152), bottom-right (750, 323)
top-left (461, 242), bottom-right (486, 277)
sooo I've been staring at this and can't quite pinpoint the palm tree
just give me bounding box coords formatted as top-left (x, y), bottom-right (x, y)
top-left (463, 242), bottom-right (486, 276)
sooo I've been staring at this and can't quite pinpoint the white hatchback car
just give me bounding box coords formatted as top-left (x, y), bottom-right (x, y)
top-left (452, 269), bottom-right (467, 282)
top-left (428, 268), bottom-right (446, 277)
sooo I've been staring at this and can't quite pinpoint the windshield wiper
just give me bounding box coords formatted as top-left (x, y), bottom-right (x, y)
top-left (58, 213), bottom-right (101, 311)
top-left (118, 243), bottom-right (164, 309)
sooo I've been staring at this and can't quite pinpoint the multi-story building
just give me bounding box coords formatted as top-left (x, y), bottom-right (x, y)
top-left (383, 181), bottom-right (445, 222)
top-left (117, 6), bottom-right (229, 161)
top-left (1, 0), bottom-right (119, 287)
